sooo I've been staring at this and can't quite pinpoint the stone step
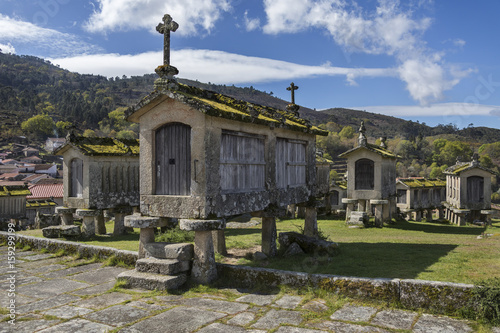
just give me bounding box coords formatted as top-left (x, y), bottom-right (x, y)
top-left (136, 257), bottom-right (191, 275)
top-left (42, 225), bottom-right (81, 238)
top-left (144, 242), bottom-right (193, 260)
top-left (117, 270), bottom-right (187, 291)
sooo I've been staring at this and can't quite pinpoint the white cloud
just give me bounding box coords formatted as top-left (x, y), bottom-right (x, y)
top-left (244, 10), bottom-right (261, 32)
top-left (355, 103), bottom-right (500, 118)
top-left (85, 0), bottom-right (231, 36)
top-left (0, 14), bottom-right (101, 57)
top-left (0, 43), bottom-right (15, 54)
top-left (261, 0), bottom-right (471, 105)
top-left (49, 49), bottom-right (395, 83)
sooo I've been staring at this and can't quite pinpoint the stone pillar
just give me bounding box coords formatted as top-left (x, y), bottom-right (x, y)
top-left (370, 200), bottom-right (388, 228)
top-left (342, 199), bottom-right (357, 223)
top-left (113, 207), bottom-right (132, 236)
top-left (297, 207), bottom-right (305, 219)
top-left (415, 210), bottom-right (422, 222)
top-left (304, 206), bottom-right (318, 238)
top-left (287, 204), bottom-right (296, 219)
top-left (481, 210), bottom-right (495, 226)
top-left (426, 209), bottom-right (434, 222)
top-left (55, 207), bottom-right (73, 225)
top-left (438, 208), bottom-right (444, 220)
top-left (124, 215), bottom-right (168, 258)
top-left (76, 209), bottom-right (100, 238)
top-left (262, 216), bottom-right (277, 257)
top-left (358, 200), bottom-right (366, 213)
top-left (212, 229), bottom-right (227, 255)
top-left (180, 219), bottom-right (225, 284)
top-left (453, 209), bottom-right (469, 226)
top-left (95, 212), bottom-right (106, 235)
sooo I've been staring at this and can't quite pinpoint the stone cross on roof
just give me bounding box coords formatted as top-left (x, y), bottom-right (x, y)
top-left (156, 14), bottom-right (179, 66)
top-left (286, 82), bottom-right (299, 104)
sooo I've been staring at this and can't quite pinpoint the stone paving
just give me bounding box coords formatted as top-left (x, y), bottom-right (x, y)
top-left (0, 247), bottom-right (497, 333)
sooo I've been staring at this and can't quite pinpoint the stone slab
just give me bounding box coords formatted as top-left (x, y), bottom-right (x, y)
top-left (197, 323), bottom-right (266, 333)
top-left (370, 199), bottom-right (389, 205)
top-left (37, 318), bottom-right (113, 333)
top-left (310, 320), bottom-right (391, 332)
top-left (273, 295), bottom-right (303, 309)
top-left (179, 219), bottom-right (225, 231)
top-left (301, 300), bottom-right (329, 313)
top-left (126, 300), bottom-right (170, 312)
top-left (117, 270), bottom-right (187, 290)
top-left (175, 297), bottom-right (249, 314)
top-left (83, 304), bottom-right (150, 327)
top-left (251, 309), bottom-right (303, 330)
top-left (19, 253), bottom-right (53, 261)
top-left (144, 242), bottom-right (194, 260)
top-left (136, 257), bottom-right (191, 275)
top-left (24, 264), bottom-right (66, 275)
top-left (41, 263), bottom-right (103, 279)
top-left (70, 266), bottom-right (128, 284)
top-left (71, 281), bottom-right (115, 296)
top-left (119, 306), bottom-right (225, 333)
top-left (412, 314), bottom-right (473, 333)
top-left (124, 215), bottom-right (165, 228)
top-left (55, 206), bottom-right (74, 214)
top-left (42, 225), bottom-right (81, 238)
top-left (16, 294), bottom-right (81, 315)
top-left (342, 198), bottom-right (358, 204)
top-left (330, 304), bottom-right (378, 322)
top-left (236, 294), bottom-right (278, 306)
top-left (227, 311), bottom-right (256, 326)
top-left (76, 209), bottom-right (101, 217)
top-left (75, 292), bottom-right (133, 309)
top-left (42, 305), bottom-right (94, 319)
top-left (0, 319), bottom-right (59, 333)
top-left (17, 278), bottom-right (89, 298)
top-left (370, 309), bottom-right (417, 330)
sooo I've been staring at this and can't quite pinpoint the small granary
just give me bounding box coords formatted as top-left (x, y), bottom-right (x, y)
top-left (339, 122), bottom-right (398, 227)
top-left (54, 134), bottom-right (140, 236)
top-left (443, 155), bottom-right (496, 225)
top-left (396, 178), bottom-right (446, 221)
top-left (0, 184), bottom-right (31, 229)
top-left (119, 14), bottom-right (328, 287)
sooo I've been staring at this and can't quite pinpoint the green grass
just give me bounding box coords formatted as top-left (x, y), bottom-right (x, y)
top-left (17, 217), bottom-right (500, 284)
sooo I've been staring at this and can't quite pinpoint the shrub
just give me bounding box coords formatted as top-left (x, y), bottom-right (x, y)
top-left (462, 278), bottom-right (500, 325)
top-left (155, 227), bottom-right (194, 243)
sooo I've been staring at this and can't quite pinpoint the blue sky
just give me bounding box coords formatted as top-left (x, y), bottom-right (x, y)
top-left (1, 0), bottom-right (500, 130)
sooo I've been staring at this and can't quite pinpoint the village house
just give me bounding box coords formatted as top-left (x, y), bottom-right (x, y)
top-left (20, 155), bottom-right (43, 164)
top-left (22, 147), bottom-right (40, 157)
top-left (54, 134), bottom-right (140, 236)
top-left (25, 181), bottom-right (63, 225)
top-left (339, 123), bottom-right (398, 227)
top-left (328, 180), bottom-right (347, 214)
top-left (443, 155), bottom-right (496, 225)
top-left (396, 178), bottom-right (446, 221)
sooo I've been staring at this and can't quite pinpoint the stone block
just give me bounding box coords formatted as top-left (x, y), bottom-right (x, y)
top-left (76, 209), bottom-right (101, 217)
top-left (144, 242), bottom-right (194, 260)
top-left (42, 225), bottom-right (81, 238)
top-left (42, 226), bottom-right (62, 238)
top-left (124, 215), bottom-right (166, 228)
top-left (278, 232), bottom-right (338, 256)
top-left (283, 242), bottom-right (305, 257)
top-left (348, 211), bottom-right (368, 225)
top-left (55, 207), bottom-right (73, 214)
top-left (179, 219), bottom-right (225, 231)
top-left (370, 199), bottom-right (389, 205)
top-left (117, 270), bottom-right (187, 290)
top-left (342, 198), bottom-right (358, 204)
top-left (135, 258), bottom-right (191, 275)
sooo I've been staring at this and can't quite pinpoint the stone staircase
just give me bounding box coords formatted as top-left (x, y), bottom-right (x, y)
top-left (117, 242), bottom-right (193, 291)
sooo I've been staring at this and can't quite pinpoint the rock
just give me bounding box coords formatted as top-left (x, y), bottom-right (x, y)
top-left (42, 225), bottom-right (81, 238)
top-left (253, 251), bottom-right (268, 261)
top-left (144, 242), bottom-right (194, 260)
top-left (179, 219), bottom-right (225, 231)
top-left (348, 211), bottom-right (368, 225)
top-left (35, 212), bottom-right (60, 229)
top-left (278, 232), bottom-right (339, 256)
top-left (283, 242), bottom-right (305, 257)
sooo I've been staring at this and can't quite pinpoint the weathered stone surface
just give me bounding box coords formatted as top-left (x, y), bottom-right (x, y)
top-left (144, 242), bottom-right (193, 260)
top-left (76, 209), bottom-right (100, 217)
top-left (283, 242), bottom-right (305, 257)
top-left (37, 318), bottom-right (113, 333)
top-left (197, 323), bottom-right (264, 333)
top-left (262, 216), bottom-right (278, 257)
top-left (17, 278), bottom-right (89, 298)
top-left (179, 219), bottom-right (225, 231)
top-left (16, 294), bottom-right (81, 315)
top-left (81, 216), bottom-right (95, 237)
top-left (330, 304), bottom-right (377, 322)
top-left (71, 266), bottom-right (128, 284)
top-left (253, 251), bottom-right (268, 261)
top-left (251, 309), bottom-right (303, 330)
top-left (310, 321), bottom-right (391, 332)
top-left (227, 311), bottom-right (256, 326)
top-left (117, 270), bottom-right (187, 290)
top-left (42, 226), bottom-right (62, 238)
top-left (370, 199), bottom-right (389, 205)
top-left (278, 232), bottom-right (338, 256)
top-left (75, 292), bottom-right (133, 309)
top-left (42, 305), bottom-right (93, 319)
top-left (42, 225), bottom-right (81, 238)
top-left (35, 212), bottom-right (60, 229)
top-left (273, 295), bottom-right (303, 309)
top-left (124, 215), bottom-right (165, 228)
top-left (120, 306), bottom-right (225, 333)
top-left (301, 300), bottom-right (329, 313)
top-left (348, 211), bottom-right (368, 225)
top-left (55, 206), bottom-right (73, 214)
top-left (135, 257), bottom-right (191, 275)
top-left (83, 304), bottom-right (150, 327)
top-left (399, 279), bottom-right (474, 313)
top-left (413, 314), bottom-right (473, 333)
top-left (175, 297), bottom-right (249, 314)
top-left (342, 198), bottom-right (358, 204)
top-left (71, 281), bottom-right (115, 296)
top-left (371, 309), bottom-right (417, 330)
top-left (191, 230), bottom-right (217, 284)
top-left (236, 294), bottom-right (277, 306)
top-left (0, 319), bottom-right (59, 333)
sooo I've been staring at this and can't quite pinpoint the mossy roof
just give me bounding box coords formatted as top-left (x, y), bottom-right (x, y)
top-left (0, 185), bottom-right (31, 197)
top-left (397, 178), bottom-right (446, 188)
top-left (339, 143), bottom-right (399, 159)
top-left (316, 155), bottom-right (333, 164)
top-left (127, 83), bottom-right (328, 136)
top-left (26, 199), bottom-right (56, 208)
top-left (55, 135), bottom-right (139, 157)
top-left (444, 162), bottom-right (496, 175)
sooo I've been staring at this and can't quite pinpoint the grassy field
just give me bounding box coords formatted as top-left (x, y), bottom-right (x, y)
top-left (18, 217), bottom-right (500, 284)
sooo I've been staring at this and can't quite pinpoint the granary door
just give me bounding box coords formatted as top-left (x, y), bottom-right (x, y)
top-left (70, 158), bottom-right (83, 197)
top-left (467, 176), bottom-right (484, 203)
top-left (155, 123), bottom-right (191, 195)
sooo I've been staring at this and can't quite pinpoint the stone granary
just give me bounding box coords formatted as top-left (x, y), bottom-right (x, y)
top-left (54, 134), bottom-right (140, 236)
top-left (0, 184), bottom-right (31, 229)
top-left (443, 155), bottom-right (496, 225)
top-left (120, 14), bottom-right (328, 287)
top-left (328, 180), bottom-right (347, 214)
top-left (339, 122), bottom-right (398, 227)
top-left (396, 178), bottom-right (446, 221)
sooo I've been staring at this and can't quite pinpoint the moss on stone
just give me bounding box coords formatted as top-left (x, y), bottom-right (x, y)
top-left (0, 185), bottom-right (31, 197)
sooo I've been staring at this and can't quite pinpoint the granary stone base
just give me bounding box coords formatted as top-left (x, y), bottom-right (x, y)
top-left (143, 242), bottom-right (194, 260)
top-left (76, 209), bottom-right (100, 238)
top-left (55, 206), bottom-right (74, 225)
top-left (42, 225), bottom-right (81, 238)
top-left (124, 215), bottom-right (168, 258)
top-left (117, 270), bottom-right (187, 291)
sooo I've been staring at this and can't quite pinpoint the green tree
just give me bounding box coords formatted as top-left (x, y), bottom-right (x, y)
top-left (339, 126), bottom-right (355, 139)
top-left (21, 114), bottom-right (55, 138)
top-left (55, 121), bottom-right (72, 137)
top-left (83, 129), bottom-right (97, 137)
top-left (116, 130), bottom-right (137, 140)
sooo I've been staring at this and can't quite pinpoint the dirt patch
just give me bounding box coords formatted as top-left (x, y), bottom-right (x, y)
top-left (220, 245), bottom-right (261, 265)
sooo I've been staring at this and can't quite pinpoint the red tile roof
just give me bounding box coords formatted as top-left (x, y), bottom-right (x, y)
top-left (27, 183), bottom-right (63, 199)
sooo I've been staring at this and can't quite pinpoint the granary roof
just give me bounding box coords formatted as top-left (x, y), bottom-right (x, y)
top-left (339, 143), bottom-right (399, 159)
top-left (26, 199), bottom-right (57, 208)
top-left (397, 178), bottom-right (446, 188)
top-left (27, 183), bottom-right (63, 199)
top-left (126, 83), bottom-right (328, 136)
top-left (444, 161), bottom-right (496, 176)
top-left (55, 135), bottom-right (140, 157)
top-left (0, 184), bottom-right (31, 197)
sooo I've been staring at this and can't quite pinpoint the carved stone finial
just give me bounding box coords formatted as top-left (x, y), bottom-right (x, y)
top-left (380, 136), bottom-right (387, 149)
top-left (471, 153), bottom-right (479, 166)
top-left (358, 121), bottom-right (367, 147)
top-left (157, 14), bottom-right (178, 66)
top-left (286, 82), bottom-right (299, 104)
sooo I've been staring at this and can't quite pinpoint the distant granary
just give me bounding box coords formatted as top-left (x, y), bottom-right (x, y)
top-left (396, 178), bottom-right (446, 221)
top-left (339, 123), bottom-right (398, 227)
top-left (0, 184), bottom-right (31, 229)
top-left (443, 155), bottom-right (496, 225)
top-left (120, 14), bottom-right (328, 286)
top-left (54, 134), bottom-right (140, 236)
top-left (328, 180), bottom-right (347, 214)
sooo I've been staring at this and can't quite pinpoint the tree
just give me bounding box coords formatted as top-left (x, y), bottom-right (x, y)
top-left (339, 126), bottom-right (355, 139)
top-left (83, 129), bottom-right (97, 137)
top-left (55, 121), bottom-right (72, 137)
top-left (21, 114), bottom-right (55, 139)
